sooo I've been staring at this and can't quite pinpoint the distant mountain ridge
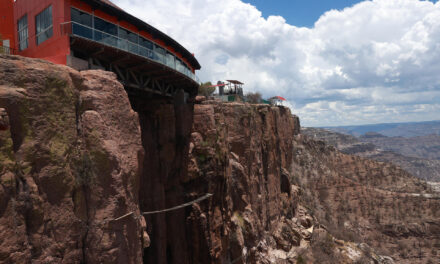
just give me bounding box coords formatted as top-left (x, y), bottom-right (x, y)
top-left (324, 120), bottom-right (440, 137)
top-left (302, 127), bottom-right (440, 182)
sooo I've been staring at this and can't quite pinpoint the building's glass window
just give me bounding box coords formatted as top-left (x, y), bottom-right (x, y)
top-left (140, 37), bottom-right (153, 49)
top-left (119, 27), bottom-right (138, 53)
top-left (71, 8), bottom-right (92, 27)
top-left (35, 5), bottom-right (53, 45)
top-left (176, 58), bottom-right (185, 73)
top-left (94, 17), bottom-right (117, 36)
top-left (154, 44), bottom-right (165, 63)
top-left (18, 15), bottom-right (28, 50)
top-left (139, 37), bottom-right (153, 58)
top-left (66, 7), bottom-right (194, 77)
top-left (166, 52), bottom-right (175, 69)
top-left (93, 17), bottom-right (117, 47)
top-left (119, 27), bottom-right (138, 44)
top-left (70, 8), bottom-right (92, 39)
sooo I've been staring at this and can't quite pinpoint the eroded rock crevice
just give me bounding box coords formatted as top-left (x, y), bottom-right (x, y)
top-left (130, 90), bottom-right (195, 264)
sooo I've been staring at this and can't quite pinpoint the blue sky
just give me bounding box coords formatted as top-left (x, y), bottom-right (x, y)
top-left (244, 0), bottom-right (438, 27)
top-left (115, 0), bottom-right (440, 126)
top-left (243, 0), bottom-right (364, 27)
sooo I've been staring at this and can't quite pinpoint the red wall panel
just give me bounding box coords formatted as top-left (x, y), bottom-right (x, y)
top-left (0, 0), bottom-right (15, 50)
top-left (1, 0), bottom-right (196, 72)
top-left (13, 0), bottom-right (70, 64)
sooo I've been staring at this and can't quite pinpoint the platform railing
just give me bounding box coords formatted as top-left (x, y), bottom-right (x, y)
top-left (61, 21), bottom-right (198, 82)
top-left (0, 46), bottom-right (12, 55)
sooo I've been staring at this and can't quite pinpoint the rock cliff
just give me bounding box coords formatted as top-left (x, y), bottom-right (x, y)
top-left (0, 55), bottom-right (145, 263)
top-left (1, 55), bottom-right (436, 264)
top-left (184, 99), bottom-right (300, 263)
top-left (292, 134), bottom-right (440, 263)
top-left (303, 127), bottom-right (440, 182)
top-left (0, 55), bottom-right (311, 263)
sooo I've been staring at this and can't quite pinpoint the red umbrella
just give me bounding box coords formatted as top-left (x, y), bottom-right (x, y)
top-left (275, 96), bottom-right (286, 101)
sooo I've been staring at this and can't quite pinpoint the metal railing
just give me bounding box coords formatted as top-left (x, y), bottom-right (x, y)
top-left (61, 21), bottom-right (198, 82)
top-left (0, 46), bottom-right (12, 55)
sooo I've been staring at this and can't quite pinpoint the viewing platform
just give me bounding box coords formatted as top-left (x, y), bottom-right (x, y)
top-left (0, 0), bottom-right (201, 99)
top-left (62, 21), bottom-right (199, 97)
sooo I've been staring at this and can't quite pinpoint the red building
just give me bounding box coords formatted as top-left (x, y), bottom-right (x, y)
top-left (0, 0), bottom-right (201, 96)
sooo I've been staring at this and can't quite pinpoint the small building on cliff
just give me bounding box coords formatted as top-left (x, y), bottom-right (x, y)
top-left (213, 80), bottom-right (244, 102)
top-left (0, 0), bottom-right (201, 97)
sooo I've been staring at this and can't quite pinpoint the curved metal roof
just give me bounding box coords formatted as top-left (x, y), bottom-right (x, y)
top-left (86, 0), bottom-right (201, 70)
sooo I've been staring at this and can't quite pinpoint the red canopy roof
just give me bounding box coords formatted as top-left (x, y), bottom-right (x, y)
top-left (275, 96), bottom-right (286, 101)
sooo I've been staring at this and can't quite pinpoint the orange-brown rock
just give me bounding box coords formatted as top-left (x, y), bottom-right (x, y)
top-left (0, 108), bottom-right (8, 130)
top-left (183, 102), bottom-right (301, 263)
top-left (0, 55), bottom-right (145, 263)
top-left (1, 54), bottom-right (421, 264)
top-left (292, 134), bottom-right (440, 263)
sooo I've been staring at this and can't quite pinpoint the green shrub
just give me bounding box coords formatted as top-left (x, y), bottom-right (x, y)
top-left (198, 82), bottom-right (215, 97)
top-left (244, 92), bottom-right (262, 104)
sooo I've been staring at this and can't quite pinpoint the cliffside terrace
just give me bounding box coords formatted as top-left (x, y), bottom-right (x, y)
top-left (62, 7), bottom-right (199, 97)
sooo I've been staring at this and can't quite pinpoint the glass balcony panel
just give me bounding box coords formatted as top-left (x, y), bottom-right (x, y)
top-left (176, 60), bottom-right (185, 74)
top-left (68, 20), bottom-right (196, 82)
top-left (154, 45), bottom-right (165, 63)
top-left (139, 46), bottom-right (154, 59)
top-left (140, 37), bottom-right (153, 49)
top-left (119, 27), bottom-right (137, 43)
top-left (166, 53), bottom-right (175, 69)
top-left (117, 38), bottom-right (128, 51)
top-left (94, 30), bottom-right (118, 47)
top-left (128, 42), bottom-right (138, 54)
top-left (72, 23), bottom-right (93, 39)
top-left (154, 52), bottom-right (165, 63)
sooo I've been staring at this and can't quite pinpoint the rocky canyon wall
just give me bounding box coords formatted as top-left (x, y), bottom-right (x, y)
top-left (179, 98), bottom-right (303, 263)
top-left (0, 55), bottom-right (305, 264)
top-left (292, 134), bottom-right (440, 263)
top-left (0, 55), bottom-right (145, 263)
top-left (0, 54), bottom-right (306, 263)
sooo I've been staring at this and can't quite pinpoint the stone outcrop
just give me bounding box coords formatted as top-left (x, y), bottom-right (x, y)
top-left (183, 100), bottom-right (302, 263)
top-left (0, 55), bottom-right (145, 263)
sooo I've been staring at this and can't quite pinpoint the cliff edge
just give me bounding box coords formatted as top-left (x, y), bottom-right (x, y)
top-left (0, 55), bottom-right (146, 263)
top-left (0, 55), bottom-right (420, 263)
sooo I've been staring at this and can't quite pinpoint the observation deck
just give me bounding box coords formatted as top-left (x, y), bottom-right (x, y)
top-left (1, 0), bottom-right (201, 98)
top-left (62, 21), bottom-right (199, 98)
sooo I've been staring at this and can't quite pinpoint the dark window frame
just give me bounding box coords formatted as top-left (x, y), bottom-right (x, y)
top-left (94, 16), bottom-right (118, 36)
top-left (17, 14), bottom-right (29, 51)
top-left (71, 8), bottom-right (92, 27)
top-left (35, 5), bottom-right (53, 45)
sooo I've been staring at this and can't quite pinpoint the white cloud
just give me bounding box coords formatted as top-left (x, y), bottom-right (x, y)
top-left (113, 0), bottom-right (440, 126)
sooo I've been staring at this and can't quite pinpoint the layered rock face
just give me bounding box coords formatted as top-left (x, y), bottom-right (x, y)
top-left (292, 134), bottom-right (440, 263)
top-left (0, 55), bottom-right (308, 264)
top-left (303, 127), bottom-right (440, 182)
top-left (3, 54), bottom-right (424, 264)
top-left (183, 99), bottom-right (302, 263)
top-left (0, 55), bottom-right (145, 263)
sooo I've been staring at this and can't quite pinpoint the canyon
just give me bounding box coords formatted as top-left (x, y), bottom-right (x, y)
top-left (0, 55), bottom-right (439, 263)
top-left (303, 127), bottom-right (440, 182)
